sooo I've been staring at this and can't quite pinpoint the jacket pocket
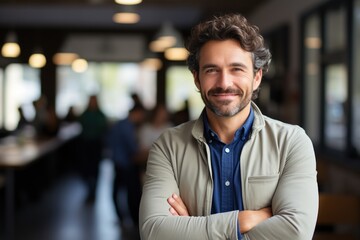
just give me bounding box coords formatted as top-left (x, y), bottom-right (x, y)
top-left (247, 174), bottom-right (279, 210)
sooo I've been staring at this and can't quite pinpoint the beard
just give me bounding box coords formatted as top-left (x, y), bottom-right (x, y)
top-left (200, 87), bottom-right (252, 117)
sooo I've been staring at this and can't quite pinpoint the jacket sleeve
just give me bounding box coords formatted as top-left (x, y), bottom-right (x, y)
top-left (139, 138), bottom-right (239, 240)
top-left (243, 127), bottom-right (319, 240)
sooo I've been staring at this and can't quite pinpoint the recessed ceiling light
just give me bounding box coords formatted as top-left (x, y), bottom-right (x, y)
top-left (114, 0), bottom-right (142, 5)
top-left (113, 12), bottom-right (140, 24)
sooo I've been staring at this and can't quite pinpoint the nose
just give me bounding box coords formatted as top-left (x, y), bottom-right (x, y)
top-left (217, 70), bottom-right (232, 89)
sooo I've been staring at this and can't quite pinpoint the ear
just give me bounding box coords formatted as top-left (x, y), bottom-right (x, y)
top-left (193, 71), bottom-right (200, 90)
top-left (253, 69), bottom-right (262, 91)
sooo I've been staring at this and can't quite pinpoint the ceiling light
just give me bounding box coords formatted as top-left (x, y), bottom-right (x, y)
top-left (113, 5), bottom-right (140, 24)
top-left (165, 47), bottom-right (188, 61)
top-left (114, 0), bottom-right (142, 5)
top-left (1, 31), bottom-right (21, 58)
top-left (149, 22), bottom-right (179, 52)
top-left (72, 58), bottom-right (88, 73)
top-left (113, 12), bottom-right (140, 24)
top-left (29, 48), bottom-right (46, 68)
top-left (53, 52), bottom-right (79, 65)
top-left (149, 38), bottom-right (176, 52)
top-left (29, 53), bottom-right (46, 68)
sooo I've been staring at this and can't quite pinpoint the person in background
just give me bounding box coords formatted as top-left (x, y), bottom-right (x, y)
top-left (78, 94), bottom-right (108, 203)
top-left (139, 13), bottom-right (318, 240)
top-left (30, 95), bottom-right (60, 138)
top-left (43, 104), bottom-right (60, 137)
top-left (15, 104), bottom-right (36, 142)
top-left (106, 98), bottom-right (147, 234)
top-left (138, 104), bottom-right (172, 182)
top-left (171, 99), bottom-right (190, 126)
top-left (31, 95), bottom-right (48, 137)
top-left (16, 105), bottom-right (31, 131)
top-left (63, 106), bottom-right (78, 124)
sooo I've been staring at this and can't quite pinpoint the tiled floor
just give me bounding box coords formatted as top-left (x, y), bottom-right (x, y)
top-left (0, 159), bottom-right (139, 240)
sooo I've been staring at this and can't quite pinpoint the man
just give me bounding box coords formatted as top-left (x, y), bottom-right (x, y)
top-left (78, 95), bottom-right (108, 203)
top-left (139, 13), bottom-right (318, 240)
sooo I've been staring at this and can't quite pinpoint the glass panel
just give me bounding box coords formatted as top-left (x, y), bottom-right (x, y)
top-left (325, 5), bottom-right (346, 52)
top-left (56, 62), bottom-right (156, 121)
top-left (303, 14), bottom-right (321, 145)
top-left (0, 68), bottom-right (3, 129)
top-left (4, 64), bottom-right (41, 131)
top-left (166, 66), bottom-right (203, 121)
top-left (352, 0), bottom-right (360, 156)
top-left (324, 64), bottom-right (347, 150)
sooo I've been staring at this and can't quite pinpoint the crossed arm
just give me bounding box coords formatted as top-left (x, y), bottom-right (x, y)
top-left (140, 127), bottom-right (318, 240)
top-left (167, 193), bottom-right (272, 234)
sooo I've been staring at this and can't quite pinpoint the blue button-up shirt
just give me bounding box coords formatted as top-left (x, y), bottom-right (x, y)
top-left (203, 107), bottom-right (254, 238)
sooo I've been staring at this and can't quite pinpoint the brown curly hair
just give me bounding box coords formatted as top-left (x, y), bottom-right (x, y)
top-left (186, 13), bottom-right (272, 99)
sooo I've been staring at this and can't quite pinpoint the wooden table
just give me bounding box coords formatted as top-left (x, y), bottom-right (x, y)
top-left (0, 123), bottom-right (81, 240)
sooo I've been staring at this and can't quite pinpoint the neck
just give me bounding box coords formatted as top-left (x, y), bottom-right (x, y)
top-left (206, 104), bottom-right (251, 144)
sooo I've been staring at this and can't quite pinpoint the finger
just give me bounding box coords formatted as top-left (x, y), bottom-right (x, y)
top-left (167, 195), bottom-right (188, 216)
top-left (169, 194), bottom-right (189, 216)
top-left (167, 197), bottom-right (182, 215)
top-left (167, 196), bottom-right (180, 210)
top-left (169, 207), bottom-right (179, 216)
top-left (172, 194), bottom-right (187, 210)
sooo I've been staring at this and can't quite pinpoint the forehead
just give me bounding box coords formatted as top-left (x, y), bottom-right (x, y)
top-left (198, 39), bottom-right (253, 66)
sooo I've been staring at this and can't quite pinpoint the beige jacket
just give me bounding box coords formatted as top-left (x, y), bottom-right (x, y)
top-left (139, 102), bottom-right (318, 240)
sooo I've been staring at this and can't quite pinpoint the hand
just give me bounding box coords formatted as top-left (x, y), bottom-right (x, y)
top-left (238, 207), bottom-right (272, 233)
top-left (167, 193), bottom-right (189, 216)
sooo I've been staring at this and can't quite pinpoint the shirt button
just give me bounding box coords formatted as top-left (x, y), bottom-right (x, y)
top-left (225, 181), bottom-right (230, 186)
top-left (225, 148), bottom-right (230, 153)
top-left (210, 132), bottom-right (215, 137)
top-left (209, 139), bottom-right (212, 143)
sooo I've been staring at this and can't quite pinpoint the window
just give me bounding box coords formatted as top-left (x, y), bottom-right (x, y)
top-left (323, 4), bottom-right (348, 151)
top-left (0, 68), bottom-right (3, 129)
top-left (303, 14), bottom-right (321, 145)
top-left (324, 64), bottom-right (347, 150)
top-left (165, 66), bottom-right (203, 120)
top-left (301, 0), bottom-right (359, 159)
top-left (325, 5), bottom-right (346, 51)
top-left (3, 64), bottom-right (41, 131)
top-left (56, 62), bottom-right (156, 121)
top-left (352, 0), bottom-right (360, 156)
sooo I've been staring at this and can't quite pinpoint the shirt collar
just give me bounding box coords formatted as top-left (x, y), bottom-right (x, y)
top-left (203, 107), bottom-right (254, 143)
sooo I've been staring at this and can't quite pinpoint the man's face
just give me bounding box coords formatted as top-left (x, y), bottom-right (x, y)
top-left (194, 39), bottom-right (262, 117)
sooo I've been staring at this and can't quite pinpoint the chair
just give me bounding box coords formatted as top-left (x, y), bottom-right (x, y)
top-left (313, 193), bottom-right (360, 240)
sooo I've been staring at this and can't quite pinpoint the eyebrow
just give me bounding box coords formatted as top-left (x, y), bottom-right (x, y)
top-left (201, 64), bottom-right (217, 70)
top-left (201, 62), bottom-right (249, 70)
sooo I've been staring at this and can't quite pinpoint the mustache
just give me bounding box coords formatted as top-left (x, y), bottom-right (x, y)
top-left (208, 87), bottom-right (242, 95)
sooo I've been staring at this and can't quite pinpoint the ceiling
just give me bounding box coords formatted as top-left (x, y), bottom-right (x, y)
top-left (0, 0), bottom-right (269, 63)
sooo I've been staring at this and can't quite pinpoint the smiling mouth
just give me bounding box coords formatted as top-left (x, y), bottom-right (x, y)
top-left (212, 93), bottom-right (238, 96)
top-left (211, 93), bottom-right (238, 102)
top-left (209, 88), bottom-right (241, 99)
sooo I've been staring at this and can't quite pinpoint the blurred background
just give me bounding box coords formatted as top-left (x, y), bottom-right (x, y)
top-left (0, 0), bottom-right (360, 239)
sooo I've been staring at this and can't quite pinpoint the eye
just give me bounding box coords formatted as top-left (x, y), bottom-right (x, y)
top-left (232, 67), bottom-right (244, 72)
top-left (204, 68), bottom-right (217, 74)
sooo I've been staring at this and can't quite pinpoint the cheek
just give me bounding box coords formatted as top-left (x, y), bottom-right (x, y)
top-left (195, 75), bottom-right (207, 90)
